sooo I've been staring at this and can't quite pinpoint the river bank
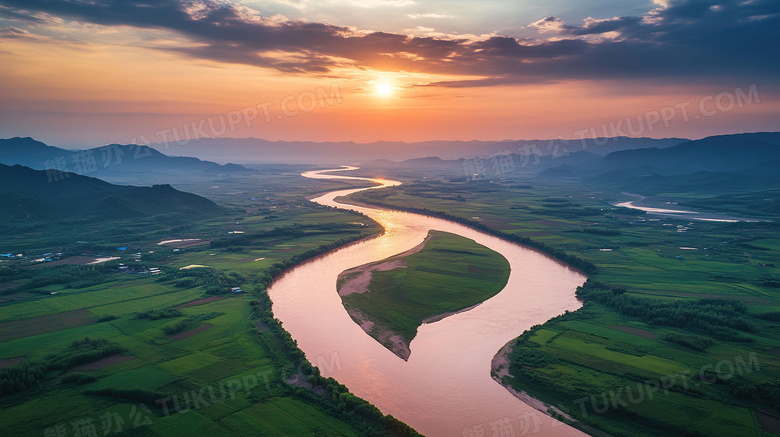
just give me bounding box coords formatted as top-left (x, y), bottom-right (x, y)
top-left (267, 167), bottom-right (588, 436)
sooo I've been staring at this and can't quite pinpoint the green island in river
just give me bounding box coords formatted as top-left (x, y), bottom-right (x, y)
top-left (337, 230), bottom-right (510, 360)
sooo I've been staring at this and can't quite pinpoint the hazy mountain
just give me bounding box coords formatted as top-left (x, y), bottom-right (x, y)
top-left (150, 138), bottom-right (494, 164)
top-left (0, 137), bottom-right (251, 176)
top-left (0, 136), bottom-right (687, 170)
top-left (598, 134), bottom-right (780, 175)
top-left (0, 163), bottom-right (223, 220)
top-left (536, 132), bottom-right (780, 195)
top-left (146, 136), bottom-right (687, 164)
top-left (363, 156), bottom-right (463, 169)
top-left (357, 149), bottom-right (629, 181)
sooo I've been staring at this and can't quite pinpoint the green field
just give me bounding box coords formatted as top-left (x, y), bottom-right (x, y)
top-left (347, 175), bottom-right (780, 437)
top-left (5, 163), bottom-right (780, 437)
top-left (339, 230), bottom-right (510, 357)
top-left (0, 169), bottom-right (421, 437)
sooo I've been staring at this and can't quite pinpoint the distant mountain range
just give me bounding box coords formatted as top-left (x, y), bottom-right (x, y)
top-left (537, 132), bottom-right (780, 196)
top-left (0, 163), bottom-right (223, 220)
top-left (0, 137), bottom-right (251, 177)
top-left (4, 133), bottom-right (778, 200)
top-left (348, 132), bottom-right (780, 199)
top-left (1, 136), bottom-right (690, 168)
top-left (595, 133), bottom-right (780, 175)
top-left (141, 136), bottom-right (687, 164)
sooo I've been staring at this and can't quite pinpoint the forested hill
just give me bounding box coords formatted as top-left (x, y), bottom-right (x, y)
top-left (0, 137), bottom-right (251, 175)
top-left (0, 163), bottom-right (224, 220)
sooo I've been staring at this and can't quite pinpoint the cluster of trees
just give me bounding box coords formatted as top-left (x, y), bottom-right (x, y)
top-left (9, 262), bottom-right (121, 294)
top-left (160, 312), bottom-right (220, 337)
top-left (250, 296), bottom-right (307, 369)
top-left (84, 388), bottom-right (165, 405)
top-left (135, 307), bottom-right (181, 320)
top-left (349, 192), bottom-right (598, 274)
top-left (0, 361), bottom-right (48, 396)
top-left (755, 311), bottom-right (780, 321)
top-left (577, 281), bottom-right (756, 341)
top-left (174, 278), bottom-right (197, 288)
top-left (0, 337), bottom-right (122, 396)
top-left (665, 332), bottom-right (715, 351)
top-left (510, 345), bottom-right (559, 368)
top-left (700, 373), bottom-right (780, 411)
top-left (50, 338), bottom-right (123, 370)
top-left (173, 268), bottom-right (245, 295)
top-left (210, 222), bottom-right (363, 249)
top-left (61, 373), bottom-right (97, 385)
top-left (162, 320), bottom-right (189, 336)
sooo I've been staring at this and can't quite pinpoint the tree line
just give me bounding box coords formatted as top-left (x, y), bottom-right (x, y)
top-left (246, 234), bottom-right (422, 437)
top-left (84, 387), bottom-right (165, 405)
top-left (172, 267), bottom-right (245, 295)
top-left (577, 280), bottom-right (756, 342)
top-left (209, 222), bottom-right (364, 249)
top-left (136, 307), bottom-right (181, 320)
top-left (0, 338), bottom-right (122, 396)
top-left (1, 262), bottom-right (121, 295)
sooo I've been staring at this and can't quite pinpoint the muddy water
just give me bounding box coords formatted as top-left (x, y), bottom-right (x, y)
top-left (267, 167), bottom-right (588, 436)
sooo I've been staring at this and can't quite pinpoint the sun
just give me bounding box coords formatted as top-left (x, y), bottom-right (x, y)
top-left (373, 81), bottom-right (395, 98)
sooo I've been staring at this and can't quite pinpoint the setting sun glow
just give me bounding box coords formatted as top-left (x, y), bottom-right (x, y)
top-left (374, 81), bottom-right (395, 98)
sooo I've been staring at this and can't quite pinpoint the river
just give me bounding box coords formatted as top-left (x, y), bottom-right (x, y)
top-left (613, 193), bottom-right (760, 223)
top-left (267, 167), bottom-right (588, 436)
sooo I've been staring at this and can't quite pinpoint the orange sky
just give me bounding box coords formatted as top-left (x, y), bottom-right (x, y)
top-left (0, 0), bottom-right (778, 146)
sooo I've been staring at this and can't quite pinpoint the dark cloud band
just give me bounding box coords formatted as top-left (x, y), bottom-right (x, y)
top-left (0, 0), bottom-right (777, 85)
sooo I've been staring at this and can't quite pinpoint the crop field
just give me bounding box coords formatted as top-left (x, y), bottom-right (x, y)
top-left (0, 170), bottom-right (419, 437)
top-left (0, 309), bottom-right (94, 341)
top-left (348, 176), bottom-right (780, 437)
top-left (219, 397), bottom-right (361, 436)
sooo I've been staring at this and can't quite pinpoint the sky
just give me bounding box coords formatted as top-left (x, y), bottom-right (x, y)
top-left (0, 0), bottom-right (778, 147)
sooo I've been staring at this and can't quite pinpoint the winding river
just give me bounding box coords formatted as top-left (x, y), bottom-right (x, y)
top-left (613, 193), bottom-right (760, 223)
top-left (267, 167), bottom-right (588, 436)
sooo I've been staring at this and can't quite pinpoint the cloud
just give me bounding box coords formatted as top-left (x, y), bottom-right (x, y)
top-left (0, 24), bottom-right (83, 44)
top-left (272, 0), bottom-right (309, 11)
top-left (0, 0), bottom-right (777, 85)
top-left (404, 26), bottom-right (435, 34)
top-left (407, 13), bottom-right (450, 19)
top-left (0, 4), bottom-right (57, 24)
top-left (0, 25), bottom-right (28, 38)
top-left (570, 16), bottom-right (642, 36)
top-left (348, 0), bottom-right (414, 8)
top-left (527, 16), bottom-right (566, 34)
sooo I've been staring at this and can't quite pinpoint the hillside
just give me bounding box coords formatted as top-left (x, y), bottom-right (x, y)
top-left (0, 137), bottom-right (251, 176)
top-left (598, 134), bottom-right (780, 175)
top-left (534, 132), bottom-right (780, 196)
top-left (0, 164), bottom-right (223, 220)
